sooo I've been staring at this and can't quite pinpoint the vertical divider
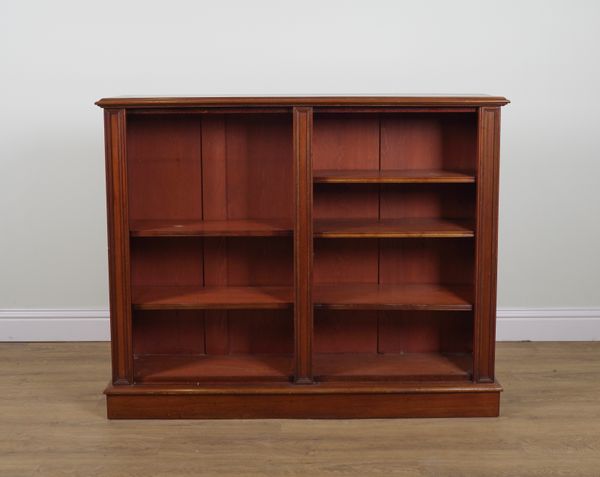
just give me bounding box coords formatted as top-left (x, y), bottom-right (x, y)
top-left (473, 107), bottom-right (501, 383)
top-left (104, 108), bottom-right (133, 384)
top-left (293, 107), bottom-right (314, 384)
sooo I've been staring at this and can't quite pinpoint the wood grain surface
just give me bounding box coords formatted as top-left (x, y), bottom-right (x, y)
top-left (0, 342), bottom-right (598, 476)
top-left (131, 285), bottom-right (293, 310)
top-left (129, 219), bottom-right (293, 237)
top-left (313, 169), bottom-right (475, 183)
top-left (96, 95), bottom-right (510, 108)
top-left (313, 284), bottom-right (472, 310)
top-left (101, 98), bottom-right (505, 417)
top-left (314, 218), bottom-right (474, 238)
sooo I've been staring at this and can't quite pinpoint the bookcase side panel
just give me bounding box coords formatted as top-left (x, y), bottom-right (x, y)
top-left (104, 109), bottom-right (133, 384)
top-left (474, 107), bottom-right (501, 382)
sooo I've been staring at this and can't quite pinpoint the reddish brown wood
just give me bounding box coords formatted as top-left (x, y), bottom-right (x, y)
top-left (100, 96), bottom-right (507, 419)
top-left (104, 109), bottom-right (133, 385)
top-left (311, 113), bottom-right (383, 362)
top-left (474, 107), bottom-right (501, 383)
top-left (314, 284), bottom-right (472, 311)
top-left (106, 380), bottom-right (501, 395)
top-left (379, 238), bottom-right (474, 286)
top-left (134, 354), bottom-right (293, 383)
top-left (314, 169), bottom-right (475, 184)
top-left (128, 107), bottom-right (291, 115)
top-left (201, 116), bottom-right (230, 355)
top-left (380, 113), bottom-right (477, 174)
top-left (132, 310), bottom-right (205, 356)
top-left (314, 311), bottom-right (378, 353)
top-left (126, 114), bottom-right (202, 222)
top-left (314, 218), bottom-right (474, 238)
top-left (380, 183), bottom-right (475, 220)
top-left (315, 107), bottom-right (478, 114)
top-left (130, 237), bottom-right (203, 287)
top-left (130, 219), bottom-right (292, 237)
top-left (224, 114), bottom-right (293, 220)
top-left (131, 286), bottom-right (293, 310)
top-left (105, 384), bottom-right (500, 418)
top-left (96, 95), bottom-right (509, 109)
top-left (227, 310), bottom-right (294, 354)
top-left (312, 245), bottom-right (380, 352)
top-left (311, 116), bottom-right (381, 353)
top-left (314, 352), bottom-right (471, 381)
top-left (313, 239), bottom-right (378, 284)
top-left (293, 107), bottom-right (313, 384)
top-left (378, 311), bottom-right (473, 353)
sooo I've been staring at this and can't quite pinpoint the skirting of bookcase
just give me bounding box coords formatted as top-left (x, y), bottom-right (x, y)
top-left (105, 381), bottom-right (501, 419)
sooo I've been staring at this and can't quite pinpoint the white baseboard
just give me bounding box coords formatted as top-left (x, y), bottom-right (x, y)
top-left (0, 309), bottom-right (110, 341)
top-left (0, 308), bottom-right (599, 342)
top-left (496, 308), bottom-right (600, 341)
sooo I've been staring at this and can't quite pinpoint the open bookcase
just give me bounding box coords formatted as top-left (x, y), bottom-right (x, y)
top-left (98, 96), bottom-right (509, 418)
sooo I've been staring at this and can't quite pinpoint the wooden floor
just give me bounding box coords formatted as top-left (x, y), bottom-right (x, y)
top-left (1, 342), bottom-right (599, 476)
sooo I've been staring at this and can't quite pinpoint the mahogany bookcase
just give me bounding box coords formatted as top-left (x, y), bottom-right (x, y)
top-left (97, 95), bottom-right (509, 419)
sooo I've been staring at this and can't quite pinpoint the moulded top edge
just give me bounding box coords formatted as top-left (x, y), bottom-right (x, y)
top-left (95, 95), bottom-right (510, 109)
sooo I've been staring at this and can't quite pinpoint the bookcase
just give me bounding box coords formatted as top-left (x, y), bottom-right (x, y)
top-left (97, 96), bottom-right (509, 418)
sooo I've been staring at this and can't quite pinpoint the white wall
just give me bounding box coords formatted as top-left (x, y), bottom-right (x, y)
top-left (1, 0), bottom-right (599, 339)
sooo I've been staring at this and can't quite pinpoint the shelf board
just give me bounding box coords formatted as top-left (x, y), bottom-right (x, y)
top-left (314, 284), bottom-right (472, 311)
top-left (314, 169), bottom-right (475, 184)
top-left (130, 219), bottom-right (292, 237)
top-left (132, 286), bottom-right (293, 310)
top-left (314, 352), bottom-right (472, 381)
top-left (134, 354), bottom-right (292, 383)
top-left (314, 218), bottom-right (474, 238)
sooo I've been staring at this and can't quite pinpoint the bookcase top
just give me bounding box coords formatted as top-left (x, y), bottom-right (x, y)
top-left (96, 95), bottom-right (509, 109)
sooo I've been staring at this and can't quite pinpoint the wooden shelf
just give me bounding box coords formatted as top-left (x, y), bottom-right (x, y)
top-left (314, 352), bottom-right (472, 381)
top-left (314, 218), bottom-right (474, 238)
top-left (314, 169), bottom-right (475, 184)
top-left (314, 284), bottom-right (472, 311)
top-left (132, 286), bottom-right (293, 310)
top-left (134, 354), bottom-right (292, 383)
top-left (130, 219), bottom-right (292, 237)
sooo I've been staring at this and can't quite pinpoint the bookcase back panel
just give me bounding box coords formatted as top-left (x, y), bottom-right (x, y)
top-left (380, 184), bottom-right (475, 220)
top-left (380, 113), bottom-right (477, 173)
top-left (313, 112), bottom-right (477, 173)
top-left (314, 310), bottom-right (378, 353)
top-left (378, 311), bottom-right (473, 353)
top-left (314, 184), bottom-right (474, 220)
top-left (313, 184), bottom-right (379, 219)
top-left (379, 239), bottom-right (474, 286)
top-left (227, 311), bottom-right (293, 354)
top-left (133, 310), bottom-right (206, 356)
top-left (224, 237), bottom-right (292, 287)
top-left (314, 238), bottom-right (378, 284)
top-left (132, 311), bottom-right (292, 355)
top-left (201, 114), bottom-right (293, 221)
top-left (313, 114), bottom-right (379, 170)
top-left (313, 310), bottom-right (472, 356)
top-left (127, 115), bottom-right (203, 221)
top-left (130, 237), bottom-right (204, 287)
top-left (127, 113), bottom-right (293, 223)
top-left (314, 238), bottom-right (473, 286)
